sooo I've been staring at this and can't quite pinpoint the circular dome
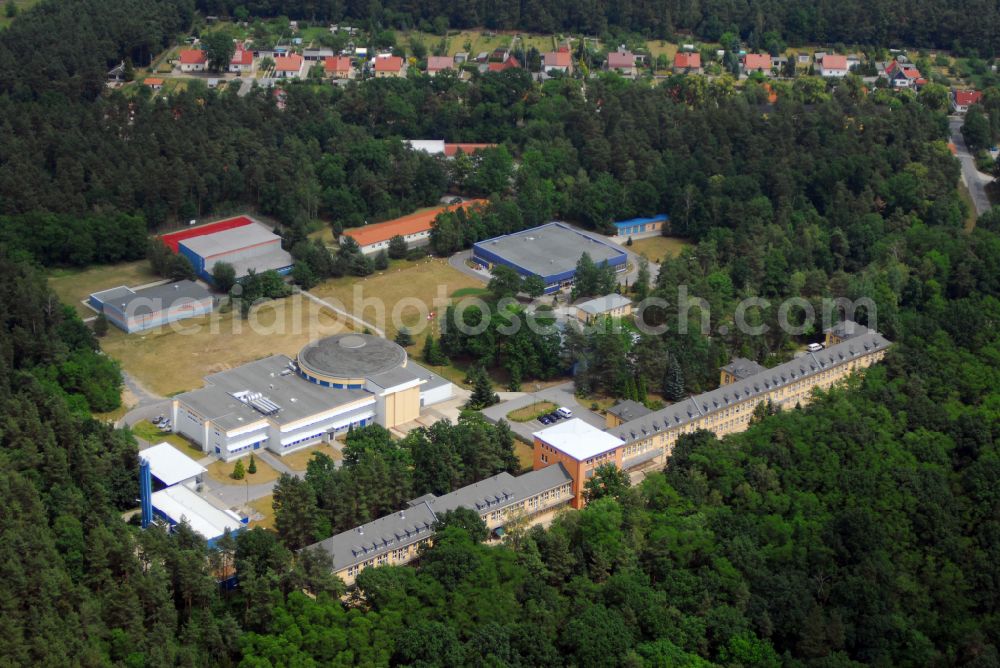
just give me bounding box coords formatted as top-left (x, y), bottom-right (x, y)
top-left (297, 333), bottom-right (407, 385)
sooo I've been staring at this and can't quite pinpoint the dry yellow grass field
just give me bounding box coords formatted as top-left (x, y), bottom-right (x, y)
top-left (100, 296), bottom-right (352, 396)
top-left (248, 494), bottom-right (276, 530)
top-left (629, 236), bottom-right (691, 263)
top-left (48, 261), bottom-right (159, 318)
top-left (204, 455), bottom-right (281, 486)
top-left (280, 442), bottom-right (343, 472)
top-left (309, 257), bottom-right (484, 340)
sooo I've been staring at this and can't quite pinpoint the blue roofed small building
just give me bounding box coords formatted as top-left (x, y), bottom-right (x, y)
top-left (471, 222), bottom-right (627, 294)
top-left (610, 214), bottom-right (669, 242)
top-left (89, 280), bottom-right (214, 333)
top-left (177, 220), bottom-right (294, 283)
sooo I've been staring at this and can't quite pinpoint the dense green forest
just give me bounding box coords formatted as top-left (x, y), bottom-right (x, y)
top-left (2, 0), bottom-right (1000, 665)
top-left (197, 0), bottom-right (1000, 55)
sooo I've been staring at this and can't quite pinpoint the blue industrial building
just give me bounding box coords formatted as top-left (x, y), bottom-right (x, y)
top-left (610, 214), bottom-right (669, 241)
top-left (472, 222), bottom-right (627, 294)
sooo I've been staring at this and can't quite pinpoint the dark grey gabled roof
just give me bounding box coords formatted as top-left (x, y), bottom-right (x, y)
top-left (614, 330), bottom-right (891, 445)
top-left (310, 501), bottom-right (438, 572)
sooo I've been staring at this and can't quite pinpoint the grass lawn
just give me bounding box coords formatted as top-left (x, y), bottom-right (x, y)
top-left (0, 0), bottom-right (40, 29)
top-left (100, 296), bottom-right (350, 396)
top-left (132, 420), bottom-right (205, 458)
top-left (451, 286), bottom-right (489, 298)
top-left (958, 182), bottom-right (980, 232)
top-left (628, 236), bottom-right (691, 263)
top-left (205, 454), bottom-right (281, 486)
top-left (513, 438), bottom-right (535, 472)
top-left (507, 401), bottom-right (557, 422)
top-left (310, 257), bottom-right (484, 340)
top-left (248, 494), bottom-right (275, 531)
top-left (280, 442), bottom-right (343, 472)
top-left (47, 261), bottom-right (159, 318)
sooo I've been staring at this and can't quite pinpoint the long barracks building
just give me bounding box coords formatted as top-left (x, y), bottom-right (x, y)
top-left (308, 464), bottom-right (573, 586)
top-left (535, 321), bottom-right (892, 508)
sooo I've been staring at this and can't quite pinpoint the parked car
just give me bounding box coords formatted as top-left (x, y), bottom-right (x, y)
top-left (539, 415), bottom-right (552, 425)
top-left (556, 406), bottom-right (573, 418)
top-left (807, 343), bottom-right (824, 352)
top-left (546, 412), bottom-right (562, 421)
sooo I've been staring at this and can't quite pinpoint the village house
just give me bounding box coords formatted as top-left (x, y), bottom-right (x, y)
top-left (303, 47), bottom-right (334, 61)
top-left (273, 54), bottom-right (305, 78)
top-left (324, 55), bottom-right (354, 79)
top-left (742, 53), bottom-right (772, 76)
top-left (674, 51), bottom-right (702, 74)
top-left (229, 48), bottom-right (254, 74)
top-left (178, 49), bottom-right (207, 73)
top-left (542, 50), bottom-right (573, 75)
top-left (606, 49), bottom-right (638, 76)
top-left (374, 55), bottom-right (406, 78)
top-left (952, 89), bottom-right (983, 113)
top-left (886, 60), bottom-right (926, 88)
top-left (144, 77), bottom-right (164, 90)
top-left (818, 54), bottom-right (848, 77)
top-left (426, 55), bottom-right (455, 76)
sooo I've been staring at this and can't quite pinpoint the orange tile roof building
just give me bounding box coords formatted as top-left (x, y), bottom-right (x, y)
top-left (742, 53), bottom-right (772, 74)
top-left (341, 199), bottom-right (486, 255)
top-left (674, 51), bottom-right (701, 72)
top-left (324, 55), bottom-right (354, 79)
top-left (374, 55), bottom-right (405, 77)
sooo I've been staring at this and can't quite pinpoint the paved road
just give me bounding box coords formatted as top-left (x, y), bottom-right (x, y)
top-left (950, 115), bottom-right (993, 217)
top-left (481, 380), bottom-right (605, 442)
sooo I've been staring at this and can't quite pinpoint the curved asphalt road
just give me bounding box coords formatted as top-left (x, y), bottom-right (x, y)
top-left (950, 115), bottom-right (993, 217)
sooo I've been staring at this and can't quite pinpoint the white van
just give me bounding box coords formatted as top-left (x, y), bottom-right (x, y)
top-left (807, 343), bottom-right (824, 353)
top-left (556, 406), bottom-right (573, 418)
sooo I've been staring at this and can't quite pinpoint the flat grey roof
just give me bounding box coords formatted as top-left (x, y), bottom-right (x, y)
top-left (606, 399), bottom-right (652, 422)
top-left (179, 221), bottom-right (279, 258)
top-left (577, 293), bottom-right (632, 315)
top-left (298, 334), bottom-right (407, 380)
top-left (177, 354), bottom-right (371, 427)
top-left (207, 247), bottom-right (293, 278)
top-left (720, 357), bottom-right (766, 380)
top-left (474, 222), bottom-right (625, 278)
top-left (611, 331), bottom-right (892, 444)
top-left (366, 364), bottom-right (424, 391)
top-left (91, 285), bottom-right (134, 303)
top-left (123, 280), bottom-right (211, 313)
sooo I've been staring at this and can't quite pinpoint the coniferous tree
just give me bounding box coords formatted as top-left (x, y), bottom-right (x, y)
top-left (248, 453), bottom-right (257, 475)
top-left (232, 459), bottom-right (246, 480)
top-left (465, 366), bottom-right (499, 409)
top-left (93, 313), bottom-right (109, 338)
top-left (662, 356), bottom-right (685, 402)
top-left (388, 235), bottom-right (408, 259)
top-left (394, 327), bottom-right (414, 347)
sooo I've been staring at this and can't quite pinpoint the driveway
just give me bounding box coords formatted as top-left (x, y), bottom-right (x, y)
top-left (950, 115), bottom-right (993, 217)
top-left (481, 380), bottom-right (605, 442)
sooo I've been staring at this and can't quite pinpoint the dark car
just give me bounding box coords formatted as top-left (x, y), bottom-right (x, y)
top-left (546, 412), bottom-right (562, 421)
top-left (539, 415), bottom-right (552, 425)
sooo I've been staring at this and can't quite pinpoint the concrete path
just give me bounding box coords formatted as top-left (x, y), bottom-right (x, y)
top-left (299, 288), bottom-right (385, 337)
top-left (950, 115), bottom-right (994, 217)
top-left (255, 449), bottom-right (300, 478)
top-left (448, 250), bottom-right (492, 283)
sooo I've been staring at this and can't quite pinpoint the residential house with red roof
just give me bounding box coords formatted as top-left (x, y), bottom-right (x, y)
top-left (606, 49), bottom-right (638, 77)
top-left (178, 49), bottom-right (208, 73)
top-left (374, 55), bottom-right (406, 78)
top-left (144, 77), bottom-right (164, 90)
top-left (229, 48), bottom-right (254, 74)
top-left (818, 54), bottom-right (849, 77)
top-left (274, 54), bottom-right (305, 78)
top-left (543, 50), bottom-right (573, 75)
top-left (886, 60), bottom-right (926, 88)
top-left (952, 89), bottom-right (983, 113)
top-left (742, 53), bottom-right (772, 75)
top-left (674, 51), bottom-right (701, 73)
top-left (426, 55), bottom-right (455, 76)
top-left (324, 55), bottom-right (354, 79)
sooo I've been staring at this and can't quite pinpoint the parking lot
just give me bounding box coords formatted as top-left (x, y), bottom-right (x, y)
top-left (481, 381), bottom-right (606, 443)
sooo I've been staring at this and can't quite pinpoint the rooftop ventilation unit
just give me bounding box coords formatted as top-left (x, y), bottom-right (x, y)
top-left (232, 390), bottom-right (281, 416)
